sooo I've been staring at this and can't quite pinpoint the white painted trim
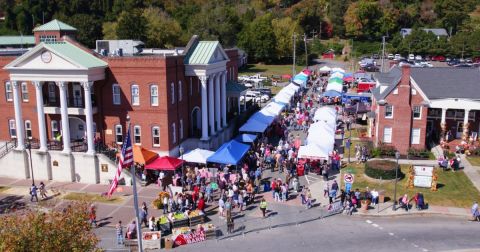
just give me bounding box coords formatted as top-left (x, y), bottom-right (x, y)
top-left (410, 77), bottom-right (430, 103)
top-left (413, 105), bottom-right (422, 120)
top-left (384, 105), bottom-right (394, 119)
top-left (429, 98), bottom-right (480, 110)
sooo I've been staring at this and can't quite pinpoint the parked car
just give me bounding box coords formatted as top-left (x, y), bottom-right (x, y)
top-left (363, 64), bottom-right (379, 72)
top-left (424, 55), bottom-right (431, 61)
top-left (387, 53), bottom-right (394, 60)
top-left (408, 54), bottom-right (415, 60)
top-left (432, 55), bottom-right (446, 61)
top-left (454, 63), bottom-right (473, 68)
top-left (372, 53), bottom-right (379, 59)
top-left (243, 81), bottom-right (254, 88)
top-left (466, 58), bottom-right (473, 63)
top-left (394, 54), bottom-right (402, 60)
top-left (446, 57), bottom-right (451, 62)
top-left (251, 88), bottom-right (272, 97)
top-left (415, 55), bottom-right (423, 61)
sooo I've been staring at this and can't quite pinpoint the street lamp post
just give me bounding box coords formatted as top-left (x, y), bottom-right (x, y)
top-left (179, 146), bottom-right (184, 187)
top-left (26, 138), bottom-right (35, 186)
top-left (392, 151), bottom-right (400, 211)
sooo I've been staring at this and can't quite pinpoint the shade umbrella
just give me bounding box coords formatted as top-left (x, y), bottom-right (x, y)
top-left (145, 156), bottom-right (184, 171)
top-left (117, 145), bottom-right (158, 165)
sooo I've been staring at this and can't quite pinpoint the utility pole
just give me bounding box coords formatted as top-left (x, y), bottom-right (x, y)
top-left (351, 39), bottom-right (354, 72)
top-left (303, 33), bottom-right (308, 68)
top-left (292, 33), bottom-right (296, 76)
top-left (381, 36), bottom-right (386, 73)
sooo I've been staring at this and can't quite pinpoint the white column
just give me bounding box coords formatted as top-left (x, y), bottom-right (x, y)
top-left (237, 97), bottom-right (241, 114)
top-left (82, 81), bottom-right (95, 155)
top-left (215, 73), bottom-right (221, 131)
top-left (208, 75), bottom-right (216, 135)
top-left (57, 81), bottom-right (71, 153)
top-left (221, 71), bottom-right (227, 127)
top-left (33, 81), bottom-right (47, 151)
top-left (441, 108), bottom-right (447, 125)
top-left (464, 109), bottom-right (470, 126)
top-left (12, 81), bottom-right (25, 150)
top-left (200, 76), bottom-right (209, 141)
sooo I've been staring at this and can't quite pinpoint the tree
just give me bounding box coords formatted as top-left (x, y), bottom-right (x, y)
top-left (67, 14), bottom-right (103, 48)
top-left (116, 10), bottom-right (147, 41)
top-left (272, 17), bottom-right (303, 60)
top-left (142, 7), bottom-right (182, 48)
top-left (435, 0), bottom-right (477, 35)
top-left (328, 0), bottom-right (349, 37)
top-left (103, 22), bottom-right (118, 40)
top-left (237, 14), bottom-right (277, 63)
top-left (0, 202), bottom-right (98, 251)
top-left (344, 0), bottom-right (383, 39)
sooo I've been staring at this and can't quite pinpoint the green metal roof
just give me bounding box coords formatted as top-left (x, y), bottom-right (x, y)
top-left (184, 41), bottom-right (219, 65)
top-left (44, 41), bottom-right (107, 69)
top-left (33, 19), bottom-right (77, 32)
top-left (0, 36), bottom-right (35, 46)
top-left (226, 80), bottom-right (247, 94)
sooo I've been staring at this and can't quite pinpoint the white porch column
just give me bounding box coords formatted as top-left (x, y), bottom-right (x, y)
top-left (200, 76), bottom-right (209, 141)
top-left (33, 81), bottom-right (47, 151)
top-left (57, 81), bottom-right (71, 153)
top-left (463, 109), bottom-right (470, 140)
top-left (215, 73), bottom-right (221, 131)
top-left (221, 71), bottom-right (227, 127)
top-left (440, 108), bottom-right (447, 139)
top-left (82, 81), bottom-right (95, 155)
top-left (208, 74), bottom-right (216, 135)
top-left (12, 81), bottom-right (25, 150)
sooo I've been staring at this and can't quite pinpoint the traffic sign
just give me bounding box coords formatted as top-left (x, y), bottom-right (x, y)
top-left (344, 173), bottom-right (354, 183)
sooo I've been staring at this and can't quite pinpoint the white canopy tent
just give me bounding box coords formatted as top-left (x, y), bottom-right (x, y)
top-left (331, 67), bottom-right (345, 73)
top-left (306, 127), bottom-right (335, 146)
top-left (181, 148), bottom-right (215, 164)
top-left (297, 144), bottom-right (331, 159)
top-left (273, 91), bottom-right (293, 104)
top-left (313, 106), bottom-right (337, 123)
top-left (319, 65), bottom-right (331, 72)
top-left (330, 72), bottom-right (344, 79)
top-left (261, 102), bottom-right (285, 116)
top-left (325, 83), bottom-right (343, 93)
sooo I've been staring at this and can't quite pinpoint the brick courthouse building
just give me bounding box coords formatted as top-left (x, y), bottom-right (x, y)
top-left (369, 65), bottom-right (480, 154)
top-left (0, 20), bottom-right (240, 184)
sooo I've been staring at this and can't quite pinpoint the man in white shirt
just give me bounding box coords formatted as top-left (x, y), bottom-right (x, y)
top-left (371, 188), bottom-right (379, 206)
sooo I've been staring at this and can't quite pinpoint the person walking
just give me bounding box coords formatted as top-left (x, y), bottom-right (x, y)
top-left (259, 198), bottom-right (268, 218)
top-left (116, 221), bottom-right (124, 245)
top-left (39, 181), bottom-right (48, 199)
top-left (29, 184), bottom-right (38, 202)
top-left (89, 204), bottom-right (97, 228)
top-left (471, 201), bottom-right (479, 221)
top-left (140, 202), bottom-right (148, 227)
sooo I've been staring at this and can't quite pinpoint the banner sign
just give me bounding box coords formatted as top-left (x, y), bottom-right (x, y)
top-left (413, 165), bottom-right (434, 188)
top-left (413, 176), bottom-right (432, 188)
top-left (174, 230), bottom-right (206, 247)
top-left (414, 166), bottom-right (434, 177)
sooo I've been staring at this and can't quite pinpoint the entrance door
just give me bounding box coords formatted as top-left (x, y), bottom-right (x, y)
top-left (456, 121), bottom-right (464, 139)
top-left (72, 84), bottom-right (83, 107)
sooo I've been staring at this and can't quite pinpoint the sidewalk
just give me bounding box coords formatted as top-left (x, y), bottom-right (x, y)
top-left (353, 203), bottom-right (471, 218)
top-left (459, 155), bottom-right (480, 193)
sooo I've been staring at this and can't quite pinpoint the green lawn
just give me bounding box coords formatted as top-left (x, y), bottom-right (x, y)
top-left (467, 156), bottom-right (480, 166)
top-left (239, 64), bottom-right (305, 78)
top-left (342, 163), bottom-right (480, 208)
top-left (63, 192), bottom-right (123, 204)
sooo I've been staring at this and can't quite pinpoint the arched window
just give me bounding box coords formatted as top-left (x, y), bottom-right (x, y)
top-left (134, 125), bottom-right (141, 145)
top-left (131, 84), bottom-right (140, 106)
top-left (170, 82), bottom-right (175, 104)
top-left (112, 84), bottom-right (121, 105)
top-left (152, 126), bottom-right (160, 147)
top-left (150, 85), bottom-right (158, 106)
top-left (178, 81), bottom-right (183, 102)
top-left (24, 120), bottom-right (32, 139)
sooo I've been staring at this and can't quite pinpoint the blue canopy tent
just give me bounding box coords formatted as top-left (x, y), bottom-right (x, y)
top-left (321, 90), bottom-right (342, 97)
top-left (207, 140), bottom-right (251, 165)
top-left (250, 112), bottom-right (275, 125)
top-left (341, 93), bottom-right (372, 103)
top-left (239, 118), bottom-right (269, 133)
top-left (235, 133), bottom-right (258, 143)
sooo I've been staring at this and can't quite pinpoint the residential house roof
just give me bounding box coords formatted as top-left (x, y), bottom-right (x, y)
top-left (184, 41), bottom-right (226, 65)
top-left (33, 19), bottom-right (77, 32)
top-left (372, 66), bottom-right (402, 100)
top-left (400, 28), bottom-right (449, 37)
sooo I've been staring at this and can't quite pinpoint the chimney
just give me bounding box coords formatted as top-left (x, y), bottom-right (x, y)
top-left (400, 65), bottom-right (411, 87)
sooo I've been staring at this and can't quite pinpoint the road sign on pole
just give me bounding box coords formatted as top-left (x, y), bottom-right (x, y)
top-left (344, 173), bottom-right (354, 184)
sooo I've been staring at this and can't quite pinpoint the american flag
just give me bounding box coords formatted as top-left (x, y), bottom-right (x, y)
top-left (107, 126), bottom-right (133, 196)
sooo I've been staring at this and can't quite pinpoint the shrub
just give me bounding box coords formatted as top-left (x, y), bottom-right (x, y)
top-left (365, 160), bottom-right (402, 180)
top-left (407, 148), bottom-right (431, 159)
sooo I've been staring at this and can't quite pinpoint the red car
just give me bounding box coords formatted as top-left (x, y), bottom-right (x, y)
top-left (432, 55), bottom-right (446, 62)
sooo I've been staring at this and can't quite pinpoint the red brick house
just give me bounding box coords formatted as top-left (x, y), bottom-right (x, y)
top-left (370, 65), bottom-right (480, 154)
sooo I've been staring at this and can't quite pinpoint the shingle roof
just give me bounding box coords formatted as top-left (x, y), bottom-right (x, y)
top-left (184, 41), bottom-right (226, 65)
top-left (226, 80), bottom-right (247, 94)
top-left (33, 19), bottom-right (77, 32)
top-left (0, 36), bottom-right (35, 46)
top-left (372, 66), bottom-right (402, 100)
top-left (410, 67), bottom-right (480, 100)
top-left (400, 28), bottom-right (448, 37)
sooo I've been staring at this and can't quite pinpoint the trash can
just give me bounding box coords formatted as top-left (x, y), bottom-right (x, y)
top-left (378, 190), bottom-right (385, 203)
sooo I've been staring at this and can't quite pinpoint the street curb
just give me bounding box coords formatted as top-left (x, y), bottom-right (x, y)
top-left (353, 211), bottom-right (470, 218)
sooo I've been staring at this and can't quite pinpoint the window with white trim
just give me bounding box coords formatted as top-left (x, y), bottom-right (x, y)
top-left (48, 83), bottom-right (56, 103)
top-left (411, 88), bottom-right (417, 95)
top-left (171, 82), bottom-right (175, 104)
top-left (5, 81), bottom-right (12, 102)
top-left (131, 84), bottom-right (139, 106)
top-left (115, 125), bottom-right (123, 144)
top-left (8, 119), bottom-right (16, 138)
top-left (172, 123), bottom-right (176, 144)
top-left (112, 84), bottom-right (121, 105)
top-left (179, 81), bottom-right (183, 101)
top-left (40, 35), bottom-right (56, 42)
top-left (411, 128), bottom-right (420, 144)
top-left (413, 105), bottom-right (422, 119)
top-left (179, 119), bottom-right (184, 140)
top-left (385, 105), bottom-right (393, 118)
top-left (383, 127), bottom-right (392, 143)
top-left (393, 88), bottom-right (398, 95)
top-left (134, 125), bottom-right (141, 145)
top-left (21, 82), bottom-right (28, 101)
top-left (152, 126), bottom-right (160, 147)
top-left (51, 120), bottom-right (59, 139)
top-left (150, 85), bottom-right (158, 106)
top-left (25, 120), bottom-right (32, 139)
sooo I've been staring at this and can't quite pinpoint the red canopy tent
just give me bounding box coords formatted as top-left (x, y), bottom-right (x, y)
top-left (145, 156), bottom-right (184, 171)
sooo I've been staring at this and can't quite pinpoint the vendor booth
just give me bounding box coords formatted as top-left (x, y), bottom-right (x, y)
top-left (207, 140), bottom-right (251, 165)
top-left (239, 118), bottom-right (269, 133)
top-left (234, 133), bottom-right (258, 143)
top-left (145, 156), bottom-right (185, 171)
top-left (180, 148), bottom-right (215, 164)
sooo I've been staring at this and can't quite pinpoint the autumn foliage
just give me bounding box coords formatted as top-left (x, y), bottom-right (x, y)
top-left (0, 202), bottom-right (98, 252)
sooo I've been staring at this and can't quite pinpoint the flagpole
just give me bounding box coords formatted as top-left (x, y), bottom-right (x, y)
top-left (127, 115), bottom-right (143, 252)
